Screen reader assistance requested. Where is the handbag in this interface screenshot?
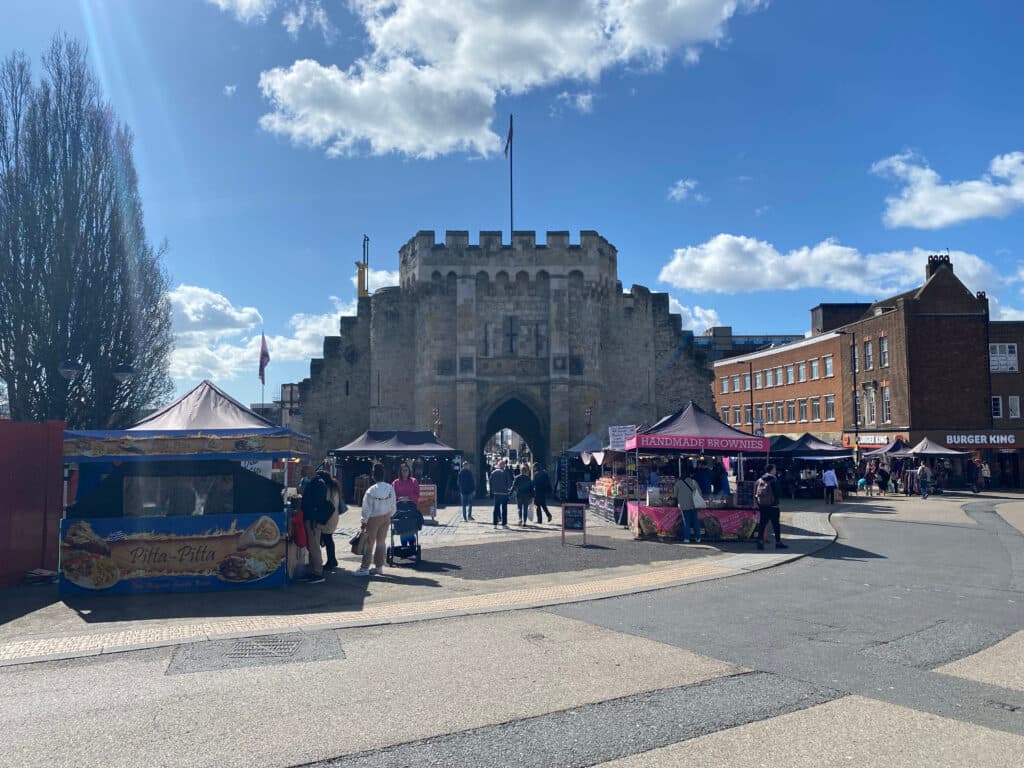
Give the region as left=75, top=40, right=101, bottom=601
left=349, top=531, right=363, bottom=555
left=686, top=478, right=708, bottom=509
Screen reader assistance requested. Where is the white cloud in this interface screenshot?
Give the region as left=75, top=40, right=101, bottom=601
left=557, top=90, right=594, bottom=114
left=668, top=297, right=721, bottom=333
left=258, top=1, right=767, bottom=158
left=754, top=205, right=770, bottom=216
left=207, top=0, right=276, bottom=22
left=350, top=267, right=400, bottom=293
left=668, top=178, right=706, bottom=203
left=170, top=284, right=358, bottom=381
left=658, top=234, right=994, bottom=296
left=872, top=151, right=1024, bottom=229
left=223, top=84, right=238, bottom=97
left=282, top=0, right=336, bottom=41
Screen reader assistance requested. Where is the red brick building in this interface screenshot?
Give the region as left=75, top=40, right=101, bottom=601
left=713, top=255, right=1024, bottom=485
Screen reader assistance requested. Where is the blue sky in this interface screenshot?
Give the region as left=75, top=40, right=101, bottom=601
left=4, top=1, right=1024, bottom=408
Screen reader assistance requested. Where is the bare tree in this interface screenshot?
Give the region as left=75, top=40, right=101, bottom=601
left=0, top=35, right=173, bottom=429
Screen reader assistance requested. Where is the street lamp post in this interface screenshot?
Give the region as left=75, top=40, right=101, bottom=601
left=837, top=331, right=860, bottom=464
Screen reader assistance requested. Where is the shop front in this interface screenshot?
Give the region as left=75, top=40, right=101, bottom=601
left=915, top=430, right=1024, bottom=489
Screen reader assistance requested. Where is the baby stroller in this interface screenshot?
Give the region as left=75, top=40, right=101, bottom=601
left=387, top=500, right=424, bottom=566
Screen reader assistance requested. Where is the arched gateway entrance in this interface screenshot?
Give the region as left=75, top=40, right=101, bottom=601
left=479, top=397, right=548, bottom=475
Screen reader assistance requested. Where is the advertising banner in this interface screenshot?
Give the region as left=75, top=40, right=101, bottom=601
left=628, top=502, right=759, bottom=541
left=608, top=425, right=637, bottom=451
left=59, top=512, right=287, bottom=595
left=418, top=484, right=437, bottom=520
left=625, top=434, right=770, bottom=453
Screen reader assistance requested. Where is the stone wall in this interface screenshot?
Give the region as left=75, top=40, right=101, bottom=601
left=298, top=230, right=712, bottom=463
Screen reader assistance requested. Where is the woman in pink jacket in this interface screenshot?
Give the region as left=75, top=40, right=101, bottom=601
left=392, top=463, right=420, bottom=546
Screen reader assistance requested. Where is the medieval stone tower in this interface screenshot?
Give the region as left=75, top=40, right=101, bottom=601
left=298, top=230, right=712, bottom=463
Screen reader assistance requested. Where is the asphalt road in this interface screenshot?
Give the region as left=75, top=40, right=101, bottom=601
left=1, top=496, right=1021, bottom=768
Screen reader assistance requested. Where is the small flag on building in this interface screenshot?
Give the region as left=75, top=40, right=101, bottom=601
left=259, top=333, right=270, bottom=384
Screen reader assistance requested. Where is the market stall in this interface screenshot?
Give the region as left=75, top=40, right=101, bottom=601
left=330, top=430, right=460, bottom=519
left=59, top=380, right=311, bottom=594
left=771, top=433, right=852, bottom=497
left=624, top=402, right=769, bottom=542
left=558, top=433, right=606, bottom=503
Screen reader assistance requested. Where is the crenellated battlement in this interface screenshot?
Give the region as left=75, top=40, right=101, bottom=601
left=399, top=229, right=618, bottom=288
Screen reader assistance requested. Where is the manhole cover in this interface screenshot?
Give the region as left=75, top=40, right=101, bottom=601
left=167, top=631, right=344, bottom=675
left=227, top=636, right=303, bottom=659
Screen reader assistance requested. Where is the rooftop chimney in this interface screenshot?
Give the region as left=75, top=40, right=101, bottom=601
left=926, top=253, right=952, bottom=280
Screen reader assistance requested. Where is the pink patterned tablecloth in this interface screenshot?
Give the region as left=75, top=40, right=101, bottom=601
left=628, top=502, right=759, bottom=541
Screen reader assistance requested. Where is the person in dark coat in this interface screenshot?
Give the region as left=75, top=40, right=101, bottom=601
left=532, top=463, right=553, bottom=523
left=458, top=461, right=476, bottom=521
left=512, top=465, right=534, bottom=526
left=754, top=464, right=787, bottom=551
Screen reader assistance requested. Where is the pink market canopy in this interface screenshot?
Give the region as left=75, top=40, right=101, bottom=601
left=625, top=401, right=770, bottom=454
left=64, top=380, right=312, bottom=462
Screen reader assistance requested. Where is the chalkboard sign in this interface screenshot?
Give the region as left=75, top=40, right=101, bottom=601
left=735, top=480, right=755, bottom=509
left=561, top=503, right=587, bottom=545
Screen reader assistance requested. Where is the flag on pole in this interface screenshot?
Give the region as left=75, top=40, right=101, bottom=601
left=259, top=333, right=270, bottom=384
left=503, top=114, right=513, bottom=159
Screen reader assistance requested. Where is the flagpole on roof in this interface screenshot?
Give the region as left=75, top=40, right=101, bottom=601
left=504, top=113, right=513, bottom=240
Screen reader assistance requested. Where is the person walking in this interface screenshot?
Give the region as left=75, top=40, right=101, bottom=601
left=981, top=461, right=991, bottom=490
left=320, top=470, right=343, bottom=573
left=876, top=465, right=890, bottom=497
left=300, top=469, right=332, bottom=583
left=489, top=459, right=512, bottom=529
left=864, top=464, right=876, bottom=497
left=532, top=463, right=553, bottom=523
left=917, top=461, right=932, bottom=499
left=674, top=468, right=700, bottom=544
left=822, top=464, right=838, bottom=504
left=754, top=464, right=787, bottom=551
left=355, top=464, right=396, bottom=576
left=458, top=461, right=476, bottom=521
left=512, top=465, right=534, bottom=525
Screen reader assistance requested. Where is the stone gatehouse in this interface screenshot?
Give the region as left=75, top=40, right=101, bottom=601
left=298, top=230, right=712, bottom=464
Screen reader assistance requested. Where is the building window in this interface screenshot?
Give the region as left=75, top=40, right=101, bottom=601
left=733, top=406, right=742, bottom=424
left=992, top=396, right=1003, bottom=419
left=824, top=355, right=834, bottom=377
left=1011, top=396, right=1022, bottom=419
left=721, top=407, right=730, bottom=424
left=864, top=341, right=874, bottom=370
left=990, top=343, right=1019, bottom=373
left=852, top=345, right=859, bottom=373
left=345, top=380, right=350, bottom=396
left=798, top=399, right=808, bottom=421
left=744, top=404, right=752, bottom=425
left=810, top=359, right=820, bottom=380
left=879, top=337, right=889, bottom=367
left=732, top=374, right=741, bottom=391
left=754, top=403, right=764, bottom=422
left=825, top=394, right=836, bottom=420
left=786, top=400, right=796, bottom=422
left=720, top=377, right=729, bottom=394
left=775, top=366, right=783, bottom=385
left=882, top=386, right=891, bottom=423
left=866, top=389, right=877, bottom=424
left=798, top=362, right=807, bottom=382
left=776, top=400, right=784, bottom=422
left=754, top=371, right=763, bottom=389
left=765, top=368, right=774, bottom=387
left=766, top=402, right=775, bottom=423
left=743, top=373, right=751, bottom=391
left=811, top=397, right=821, bottom=421
left=786, top=365, right=795, bottom=385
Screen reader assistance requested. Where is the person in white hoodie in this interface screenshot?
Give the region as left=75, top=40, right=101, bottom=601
left=356, top=464, right=396, bottom=576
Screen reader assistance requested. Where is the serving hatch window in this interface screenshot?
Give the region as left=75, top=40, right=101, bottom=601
left=122, top=475, right=233, bottom=517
